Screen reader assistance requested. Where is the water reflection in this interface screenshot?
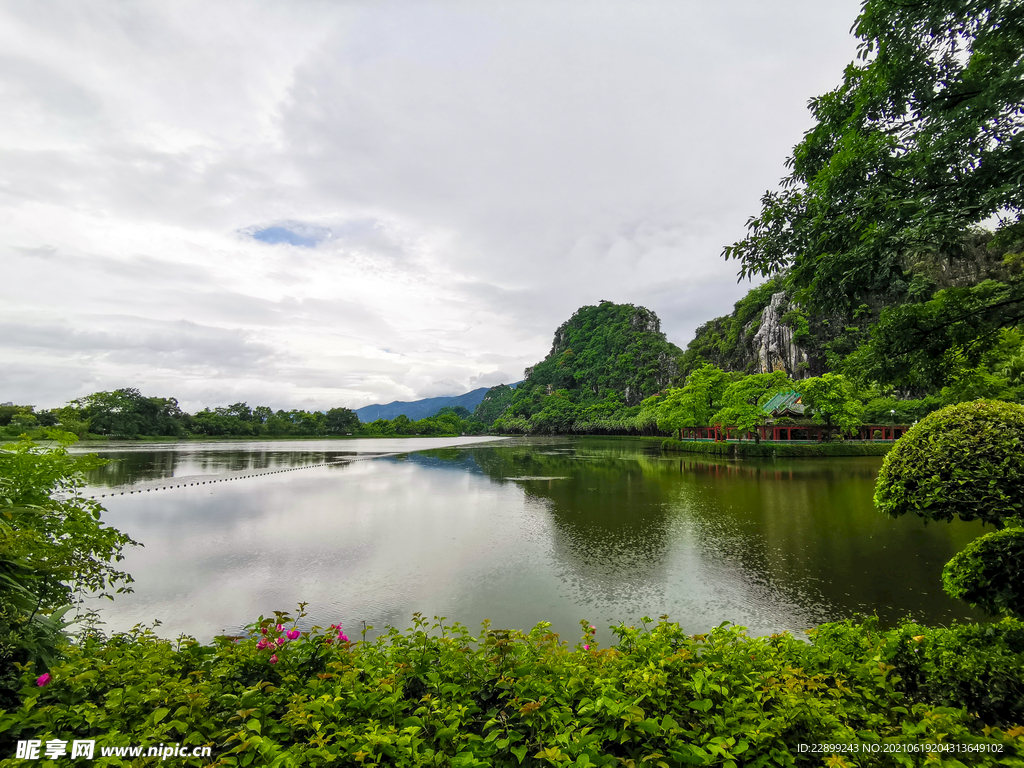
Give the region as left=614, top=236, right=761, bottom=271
left=415, top=441, right=988, bottom=632
left=76, top=437, right=502, bottom=490
left=79, top=437, right=989, bottom=645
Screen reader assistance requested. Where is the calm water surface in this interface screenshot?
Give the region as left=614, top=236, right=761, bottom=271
left=75, top=436, right=989, bottom=643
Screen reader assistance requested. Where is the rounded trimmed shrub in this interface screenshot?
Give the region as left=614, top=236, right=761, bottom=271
left=874, top=399, right=1024, bottom=526
left=943, top=527, right=1024, bottom=617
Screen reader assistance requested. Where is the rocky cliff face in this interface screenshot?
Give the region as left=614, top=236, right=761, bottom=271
left=681, top=230, right=1017, bottom=382
left=679, top=279, right=818, bottom=380
left=752, top=292, right=810, bottom=377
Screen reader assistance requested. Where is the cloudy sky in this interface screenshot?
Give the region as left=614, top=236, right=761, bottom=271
left=1, top=0, right=863, bottom=412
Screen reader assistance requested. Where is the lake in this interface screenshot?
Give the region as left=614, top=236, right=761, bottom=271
left=75, top=436, right=989, bottom=644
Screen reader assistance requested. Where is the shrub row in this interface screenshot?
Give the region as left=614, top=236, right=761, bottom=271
left=1, top=614, right=1022, bottom=767
left=660, top=439, right=893, bottom=457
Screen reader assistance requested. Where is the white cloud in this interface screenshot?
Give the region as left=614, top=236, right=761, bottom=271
left=0, top=0, right=863, bottom=410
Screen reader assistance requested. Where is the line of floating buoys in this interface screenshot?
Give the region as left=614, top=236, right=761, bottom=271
left=87, top=459, right=352, bottom=499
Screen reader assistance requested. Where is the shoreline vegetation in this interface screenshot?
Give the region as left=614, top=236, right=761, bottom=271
left=3, top=405, right=1024, bottom=765
left=660, top=439, right=894, bottom=458
left=5, top=611, right=1024, bottom=766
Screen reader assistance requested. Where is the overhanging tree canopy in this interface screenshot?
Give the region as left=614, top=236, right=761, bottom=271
left=723, top=0, right=1024, bottom=385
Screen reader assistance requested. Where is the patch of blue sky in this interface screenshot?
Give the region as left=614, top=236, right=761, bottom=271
left=251, top=226, right=323, bottom=247
left=245, top=219, right=336, bottom=246
left=245, top=219, right=381, bottom=248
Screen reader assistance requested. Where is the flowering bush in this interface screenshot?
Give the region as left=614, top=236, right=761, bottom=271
left=1, top=612, right=1021, bottom=766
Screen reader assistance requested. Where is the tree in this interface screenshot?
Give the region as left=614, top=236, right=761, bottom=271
left=325, top=408, right=359, bottom=435
left=531, top=392, right=581, bottom=435
left=724, top=0, right=1024, bottom=383
left=846, top=272, right=1024, bottom=390
left=474, top=385, right=516, bottom=426
left=875, top=400, right=1024, bottom=616
left=632, top=394, right=664, bottom=436
left=799, top=373, right=863, bottom=438
left=1, top=432, right=138, bottom=677
left=392, top=414, right=413, bottom=435
left=429, top=412, right=464, bottom=435
left=292, top=411, right=325, bottom=436
left=709, top=371, right=793, bottom=442
left=192, top=408, right=253, bottom=436
left=70, top=389, right=188, bottom=437
left=363, top=418, right=395, bottom=436
left=656, top=364, right=730, bottom=434
left=510, top=302, right=681, bottom=416
left=436, top=406, right=472, bottom=420
left=0, top=406, right=35, bottom=429
left=72, top=389, right=148, bottom=437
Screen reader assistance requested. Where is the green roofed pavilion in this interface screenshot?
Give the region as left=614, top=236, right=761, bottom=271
left=761, top=390, right=805, bottom=416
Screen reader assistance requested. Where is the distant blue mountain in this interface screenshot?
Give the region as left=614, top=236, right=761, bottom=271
left=355, top=383, right=520, bottom=423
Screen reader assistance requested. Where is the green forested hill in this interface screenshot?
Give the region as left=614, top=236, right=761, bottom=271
left=525, top=301, right=680, bottom=403
left=473, top=383, right=517, bottom=426
left=491, top=301, right=680, bottom=434
left=682, top=228, right=1024, bottom=395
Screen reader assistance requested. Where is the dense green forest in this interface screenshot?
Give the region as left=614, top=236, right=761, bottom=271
left=0, top=391, right=486, bottom=441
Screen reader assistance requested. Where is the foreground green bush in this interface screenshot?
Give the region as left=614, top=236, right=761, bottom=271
left=943, top=528, right=1024, bottom=619
left=873, top=400, right=1024, bottom=621
left=874, top=400, right=1024, bottom=527
left=2, top=613, right=1022, bottom=767
left=1, top=433, right=137, bottom=713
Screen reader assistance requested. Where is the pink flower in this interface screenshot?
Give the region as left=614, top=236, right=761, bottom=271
left=583, top=645, right=590, bottom=651
left=286, top=629, right=300, bottom=640
left=338, top=633, right=350, bottom=643
left=36, top=673, right=51, bottom=686
left=261, top=627, right=268, bottom=635
left=276, top=637, right=285, bottom=646
left=256, top=639, right=268, bottom=650
left=269, top=654, right=278, bottom=664
left=276, top=624, right=283, bottom=632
